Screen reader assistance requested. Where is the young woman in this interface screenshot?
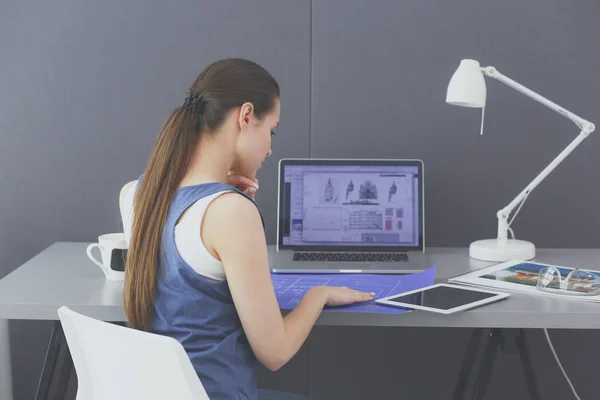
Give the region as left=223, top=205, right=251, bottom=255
left=122, top=58, right=374, bottom=400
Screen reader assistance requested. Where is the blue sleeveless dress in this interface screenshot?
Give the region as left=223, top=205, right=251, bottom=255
left=147, top=182, right=308, bottom=400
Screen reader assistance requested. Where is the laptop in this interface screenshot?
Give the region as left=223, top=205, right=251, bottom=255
left=269, top=158, right=431, bottom=274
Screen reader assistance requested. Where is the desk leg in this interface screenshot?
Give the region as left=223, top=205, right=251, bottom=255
left=453, top=329, right=540, bottom=400
left=472, top=329, right=502, bottom=400
left=516, top=329, right=540, bottom=400
left=0, top=319, right=13, bottom=400
left=452, top=328, right=484, bottom=400
left=453, top=328, right=502, bottom=400
left=35, top=321, right=72, bottom=400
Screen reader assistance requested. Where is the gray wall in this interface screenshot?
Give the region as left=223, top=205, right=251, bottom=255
left=1, top=1, right=599, bottom=399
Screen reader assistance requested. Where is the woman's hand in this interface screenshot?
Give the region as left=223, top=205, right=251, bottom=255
left=313, top=286, right=375, bottom=307
left=226, top=171, right=259, bottom=199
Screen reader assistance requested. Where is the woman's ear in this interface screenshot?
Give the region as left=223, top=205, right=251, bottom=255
left=238, top=102, right=254, bottom=130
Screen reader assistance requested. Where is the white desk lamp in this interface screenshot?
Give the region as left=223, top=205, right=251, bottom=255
left=446, top=59, right=595, bottom=262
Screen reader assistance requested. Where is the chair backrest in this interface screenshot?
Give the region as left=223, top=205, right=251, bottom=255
left=57, top=306, right=209, bottom=400
left=119, top=180, right=137, bottom=246
left=118, top=180, right=137, bottom=221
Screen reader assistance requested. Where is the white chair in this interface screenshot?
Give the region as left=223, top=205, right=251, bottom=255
left=57, top=306, right=209, bottom=400
left=118, top=180, right=136, bottom=222
left=119, top=180, right=137, bottom=245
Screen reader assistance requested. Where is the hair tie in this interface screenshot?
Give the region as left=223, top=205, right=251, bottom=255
left=183, top=93, right=203, bottom=117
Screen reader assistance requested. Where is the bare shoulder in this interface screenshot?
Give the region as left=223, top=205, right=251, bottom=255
left=208, top=192, right=260, bottom=221
left=204, top=191, right=262, bottom=236
left=203, top=191, right=264, bottom=259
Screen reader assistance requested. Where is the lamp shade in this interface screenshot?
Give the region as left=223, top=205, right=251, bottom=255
left=446, top=59, right=486, bottom=108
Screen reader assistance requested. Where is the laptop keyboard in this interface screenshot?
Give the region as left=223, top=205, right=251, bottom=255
left=293, top=252, right=409, bottom=262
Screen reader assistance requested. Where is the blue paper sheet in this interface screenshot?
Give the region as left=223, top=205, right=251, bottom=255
left=271, top=266, right=436, bottom=314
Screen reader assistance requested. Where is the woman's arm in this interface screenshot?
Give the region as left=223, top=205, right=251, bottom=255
left=203, top=193, right=372, bottom=371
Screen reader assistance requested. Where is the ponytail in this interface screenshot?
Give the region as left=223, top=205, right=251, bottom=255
left=124, top=105, right=199, bottom=330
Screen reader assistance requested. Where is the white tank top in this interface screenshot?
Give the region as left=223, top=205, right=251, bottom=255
left=122, top=182, right=228, bottom=281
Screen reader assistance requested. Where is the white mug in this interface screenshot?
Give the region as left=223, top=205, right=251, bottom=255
left=86, top=233, right=128, bottom=281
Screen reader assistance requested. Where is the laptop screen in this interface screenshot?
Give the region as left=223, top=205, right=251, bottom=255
left=277, top=159, right=424, bottom=252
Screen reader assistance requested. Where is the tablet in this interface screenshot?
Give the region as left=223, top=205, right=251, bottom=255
left=375, top=283, right=510, bottom=314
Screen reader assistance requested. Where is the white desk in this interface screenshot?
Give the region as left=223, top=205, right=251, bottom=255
left=1, top=243, right=600, bottom=328
left=1, top=242, right=599, bottom=400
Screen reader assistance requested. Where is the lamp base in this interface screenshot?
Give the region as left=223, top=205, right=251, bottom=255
left=469, top=239, right=536, bottom=262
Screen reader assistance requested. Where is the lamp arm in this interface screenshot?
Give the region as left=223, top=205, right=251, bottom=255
left=480, top=66, right=596, bottom=242
left=482, top=66, right=592, bottom=129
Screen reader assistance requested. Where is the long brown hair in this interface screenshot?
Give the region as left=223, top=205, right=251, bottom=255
left=124, top=58, right=280, bottom=330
